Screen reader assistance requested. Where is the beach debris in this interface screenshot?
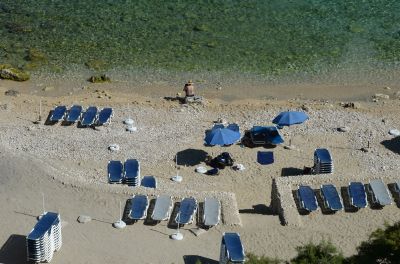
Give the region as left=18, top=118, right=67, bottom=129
left=284, top=145, right=297, bottom=150
left=340, top=102, right=360, bottom=109
left=384, top=86, right=391, bottom=90
left=0, top=67, right=30, bottom=81
left=195, top=166, right=207, bottom=174
left=88, top=74, right=111, bottom=83
left=77, top=215, right=92, bottom=224
left=126, top=126, right=137, bottom=132
left=360, top=147, right=370, bottom=153
left=189, top=228, right=207, bottom=237
left=389, top=129, right=400, bottom=136
left=338, top=126, right=350, bottom=132
left=215, top=117, right=227, bottom=125
left=108, top=144, right=120, bottom=152
left=124, top=118, right=134, bottom=125
left=42, top=86, right=54, bottom=92
left=374, top=93, right=389, bottom=100
left=233, top=164, right=245, bottom=171
left=4, top=89, right=20, bottom=97
left=301, top=104, right=310, bottom=111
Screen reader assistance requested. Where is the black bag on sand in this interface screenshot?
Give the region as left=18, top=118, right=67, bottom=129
left=206, top=152, right=234, bottom=169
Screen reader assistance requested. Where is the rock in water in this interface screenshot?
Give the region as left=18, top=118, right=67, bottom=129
left=0, top=68, right=30, bottom=81
left=4, top=89, right=20, bottom=96
left=77, top=215, right=92, bottom=223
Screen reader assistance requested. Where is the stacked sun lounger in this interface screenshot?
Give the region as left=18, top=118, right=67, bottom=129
left=320, top=184, right=343, bottom=211
left=297, top=185, right=318, bottom=212
left=203, top=197, right=221, bottom=227
left=176, top=197, right=198, bottom=225
left=219, top=232, right=245, bottom=264
left=26, top=212, right=62, bottom=263
left=48, top=105, right=113, bottom=126
left=128, top=195, right=149, bottom=220
left=368, top=179, right=392, bottom=207
left=313, top=148, right=333, bottom=174
left=124, top=159, right=140, bottom=186
left=151, top=195, right=173, bottom=222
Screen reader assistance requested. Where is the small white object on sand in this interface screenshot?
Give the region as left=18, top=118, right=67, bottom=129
left=233, top=164, right=245, bottom=171
left=77, top=215, right=92, bottom=223
left=196, top=166, right=207, bottom=174
left=389, top=129, right=400, bottom=136
left=170, top=232, right=183, bottom=240
left=108, top=144, right=120, bottom=152
left=171, top=175, right=183, bottom=182
left=124, top=118, right=134, bottom=125
left=126, top=126, right=137, bottom=132
left=113, top=220, right=126, bottom=229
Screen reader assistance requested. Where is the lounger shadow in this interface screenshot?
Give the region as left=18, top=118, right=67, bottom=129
left=0, top=234, right=27, bottom=264
left=292, top=190, right=310, bottom=215
left=183, top=255, right=218, bottom=264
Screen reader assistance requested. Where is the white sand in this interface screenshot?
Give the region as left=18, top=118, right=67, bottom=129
left=0, top=82, right=400, bottom=263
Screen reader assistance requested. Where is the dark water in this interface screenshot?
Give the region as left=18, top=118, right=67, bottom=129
left=1, top=0, right=400, bottom=80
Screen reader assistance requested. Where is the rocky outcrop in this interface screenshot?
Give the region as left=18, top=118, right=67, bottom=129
left=0, top=66, right=30, bottom=81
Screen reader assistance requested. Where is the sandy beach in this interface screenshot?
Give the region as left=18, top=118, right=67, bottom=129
left=1, top=78, right=400, bottom=264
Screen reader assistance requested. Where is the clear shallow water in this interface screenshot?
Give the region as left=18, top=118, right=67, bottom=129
left=0, top=0, right=399, bottom=78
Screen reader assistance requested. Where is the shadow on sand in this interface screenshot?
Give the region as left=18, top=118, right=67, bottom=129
left=176, top=149, right=208, bottom=166
left=183, top=255, right=218, bottom=264
left=0, top=234, right=27, bottom=264
left=381, top=137, right=400, bottom=155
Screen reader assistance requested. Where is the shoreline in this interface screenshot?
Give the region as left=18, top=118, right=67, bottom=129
left=2, top=66, right=400, bottom=103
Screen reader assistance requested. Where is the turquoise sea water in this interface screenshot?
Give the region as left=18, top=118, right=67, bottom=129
left=1, top=0, right=400, bottom=78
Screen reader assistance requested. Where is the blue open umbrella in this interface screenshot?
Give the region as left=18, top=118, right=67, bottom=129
left=272, top=111, right=308, bottom=126
left=205, top=127, right=241, bottom=146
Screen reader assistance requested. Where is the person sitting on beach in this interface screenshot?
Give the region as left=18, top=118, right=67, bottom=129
left=183, top=80, right=195, bottom=103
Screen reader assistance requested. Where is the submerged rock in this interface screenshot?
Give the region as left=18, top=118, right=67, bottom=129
left=4, top=89, right=20, bottom=96
left=0, top=68, right=30, bottom=81
left=88, top=74, right=111, bottom=83
left=373, top=93, right=389, bottom=100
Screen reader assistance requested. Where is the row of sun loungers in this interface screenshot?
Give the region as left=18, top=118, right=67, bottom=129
left=297, top=179, right=398, bottom=213
left=49, top=105, right=113, bottom=126
left=127, top=195, right=221, bottom=227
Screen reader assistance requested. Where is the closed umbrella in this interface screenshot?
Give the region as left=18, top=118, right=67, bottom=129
left=272, top=111, right=308, bottom=126
left=205, top=127, right=241, bottom=146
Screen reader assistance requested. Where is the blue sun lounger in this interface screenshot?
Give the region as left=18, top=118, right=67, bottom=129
left=97, top=107, right=113, bottom=126
left=176, top=197, right=197, bottom=225
left=80, top=106, right=98, bottom=126
left=367, top=179, right=392, bottom=206
left=141, top=176, right=157, bottom=188
left=348, top=182, right=367, bottom=208
left=124, top=159, right=140, bottom=186
left=108, top=160, right=123, bottom=184
left=49, top=106, right=67, bottom=122
left=66, top=105, right=83, bottom=123
left=129, top=195, right=149, bottom=220
left=321, top=184, right=343, bottom=211
left=297, top=185, right=318, bottom=212
left=219, top=232, right=245, bottom=263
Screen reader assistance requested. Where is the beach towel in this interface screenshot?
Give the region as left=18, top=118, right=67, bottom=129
left=257, top=151, right=274, bottom=165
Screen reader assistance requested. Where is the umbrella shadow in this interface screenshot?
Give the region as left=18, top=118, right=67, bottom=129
left=381, top=137, right=400, bottom=155
left=176, top=149, right=209, bottom=166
